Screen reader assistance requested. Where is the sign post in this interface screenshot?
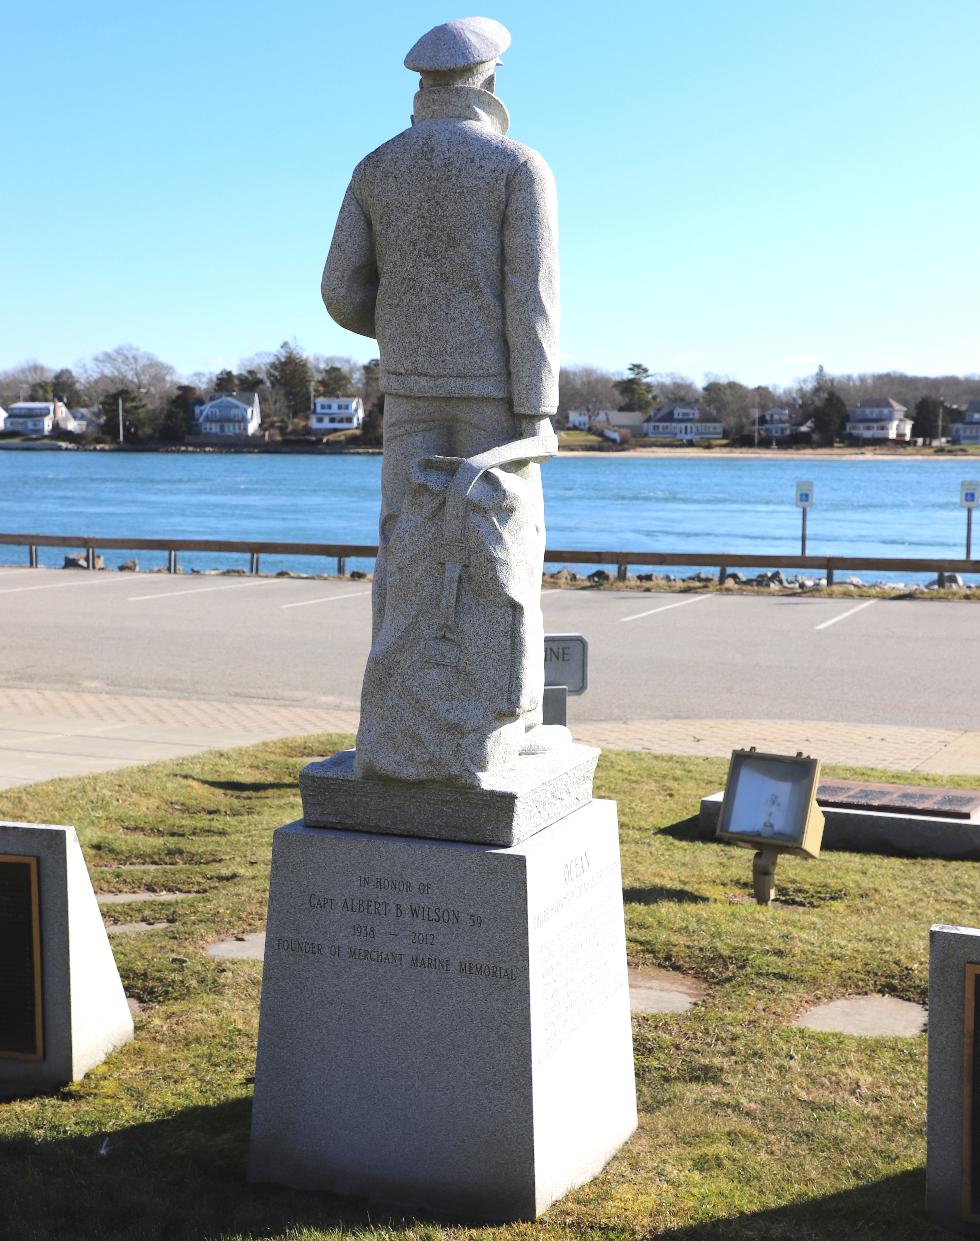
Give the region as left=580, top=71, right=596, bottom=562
left=795, top=481, right=814, bottom=556
left=962, top=481, right=979, bottom=561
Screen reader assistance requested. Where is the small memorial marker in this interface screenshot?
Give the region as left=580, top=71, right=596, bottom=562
left=543, top=633, right=588, bottom=726
left=816, top=779, right=980, bottom=821
left=0, top=821, right=133, bottom=1098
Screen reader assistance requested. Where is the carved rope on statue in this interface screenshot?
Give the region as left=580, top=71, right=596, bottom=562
left=354, top=433, right=563, bottom=787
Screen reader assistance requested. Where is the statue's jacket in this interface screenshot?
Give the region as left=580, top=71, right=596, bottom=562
left=322, top=85, right=559, bottom=417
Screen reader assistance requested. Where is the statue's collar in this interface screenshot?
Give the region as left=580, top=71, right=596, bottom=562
left=411, top=85, right=510, bottom=136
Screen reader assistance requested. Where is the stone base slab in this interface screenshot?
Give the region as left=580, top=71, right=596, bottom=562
left=300, top=744, right=600, bottom=847
left=700, top=791, right=980, bottom=860
left=248, top=799, right=637, bottom=1220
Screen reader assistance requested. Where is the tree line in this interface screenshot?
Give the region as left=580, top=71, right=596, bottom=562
left=0, top=343, right=385, bottom=446
left=2, top=345, right=978, bottom=448
left=561, top=362, right=980, bottom=445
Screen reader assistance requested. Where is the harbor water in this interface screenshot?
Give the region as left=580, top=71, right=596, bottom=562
left=0, top=450, right=976, bottom=583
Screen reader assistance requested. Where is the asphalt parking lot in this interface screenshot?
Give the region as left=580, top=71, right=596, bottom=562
left=0, top=567, right=976, bottom=731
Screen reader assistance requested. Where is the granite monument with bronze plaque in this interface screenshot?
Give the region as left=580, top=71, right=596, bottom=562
left=0, top=821, right=133, bottom=1097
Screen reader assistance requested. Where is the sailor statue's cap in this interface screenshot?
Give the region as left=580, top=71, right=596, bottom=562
left=404, top=16, right=511, bottom=72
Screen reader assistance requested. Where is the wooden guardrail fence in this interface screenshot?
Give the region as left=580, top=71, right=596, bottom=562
left=0, top=533, right=975, bottom=586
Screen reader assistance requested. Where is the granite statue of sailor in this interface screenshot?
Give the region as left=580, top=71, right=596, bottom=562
left=323, top=16, right=570, bottom=785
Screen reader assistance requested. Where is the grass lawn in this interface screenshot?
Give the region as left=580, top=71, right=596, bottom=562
left=557, top=431, right=606, bottom=447
left=0, top=738, right=975, bottom=1241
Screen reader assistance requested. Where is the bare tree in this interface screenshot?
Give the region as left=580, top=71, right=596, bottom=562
left=557, top=365, right=620, bottom=421
left=80, top=344, right=176, bottom=407
left=648, top=372, right=701, bottom=403
left=0, top=359, right=55, bottom=406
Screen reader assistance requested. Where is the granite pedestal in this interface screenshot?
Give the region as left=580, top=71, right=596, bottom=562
left=248, top=797, right=636, bottom=1220
left=0, top=821, right=134, bottom=1097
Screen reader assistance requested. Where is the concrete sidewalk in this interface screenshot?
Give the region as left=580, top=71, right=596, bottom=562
left=0, top=686, right=977, bottom=792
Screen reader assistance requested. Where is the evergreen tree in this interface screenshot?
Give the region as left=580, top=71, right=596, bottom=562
left=160, top=384, right=204, bottom=442
left=614, top=362, right=656, bottom=412
left=213, top=369, right=238, bottom=394
left=236, top=368, right=266, bottom=392
left=357, top=359, right=384, bottom=446
left=812, top=390, right=848, bottom=446
left=267, top=341, right=313, bottom=419
left=99, top=387, right=152, bottom=443
left=912, top=396, right=943, bottom=440
left=51, top=368, right=81, bottom=406
left=316, top=364, right=355, bottom=397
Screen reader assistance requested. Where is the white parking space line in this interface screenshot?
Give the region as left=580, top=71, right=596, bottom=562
left=128, top=579, right=282, bottom=602
left=814, top=598, right=879, bottom=631
left=0, top=575, right=135, bottom=597
left=540, top=589, right=562, bottom=597
left=618, top=593, right=712, bottom=623
left=280, top=590, right=371, bottom=610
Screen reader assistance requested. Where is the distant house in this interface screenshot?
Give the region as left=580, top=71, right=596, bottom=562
left=642, top=402, right=723, bottom=443
left=565, top=409, right=593, bottom=431
left=589, top=409, right=650, bottom=443
left=0, top=405, right=6, bottom=431
left=952, top=401, right=980, bottom=446
left=751, top=406, right=812, bottom=440
left=4, top=400, right=72, bottom=438
left=846, top=398, right=912, bottom=441
left=68, top=408, right=103, bottom=436
left=310, top=397, right=364, bottom=433
left=194, top=392, right=261, bottom=438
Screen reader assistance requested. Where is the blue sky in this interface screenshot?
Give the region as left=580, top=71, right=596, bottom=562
left=3, top=0, right=978, bottom=388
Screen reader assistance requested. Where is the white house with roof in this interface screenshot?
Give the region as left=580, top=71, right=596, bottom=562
left=310, top=397, right=364, bottom=433
left=846, top=397, right=912, bottom=441
left=589, top=409, right=650, bottom=443
left=642, top=402, right=723, bottom=443
left=566, top=409, right=594, bottom=431
left=952, top=401, right=980, bottom=446
left=194, top=392, right=261, bottom=438
left=68, top=408, right=103, bottom=436
left=4, top=400, right=72, bottom=437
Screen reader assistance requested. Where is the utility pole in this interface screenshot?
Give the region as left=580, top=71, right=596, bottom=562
left=117, top=395, right=124, bottom=444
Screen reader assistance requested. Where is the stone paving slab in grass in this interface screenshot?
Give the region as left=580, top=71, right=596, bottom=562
left=792, top=995, right=927, bottom=1037
left=628, top=966, right=707, bottom=1013
left=107, top=921, right=170, bottom=934
left=207, top=932, right=266, bottom=961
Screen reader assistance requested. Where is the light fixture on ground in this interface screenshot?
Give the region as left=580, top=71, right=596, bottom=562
left=715, top=748, right=825, bottom=904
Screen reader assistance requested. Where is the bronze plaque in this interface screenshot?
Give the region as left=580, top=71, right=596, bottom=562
left=0, top=855, right=43, bottom=1060
left=817, top=779, right=980, bottom=821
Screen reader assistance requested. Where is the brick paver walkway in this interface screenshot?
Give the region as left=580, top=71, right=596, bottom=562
left=0, top=687, right=976, bottom=790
